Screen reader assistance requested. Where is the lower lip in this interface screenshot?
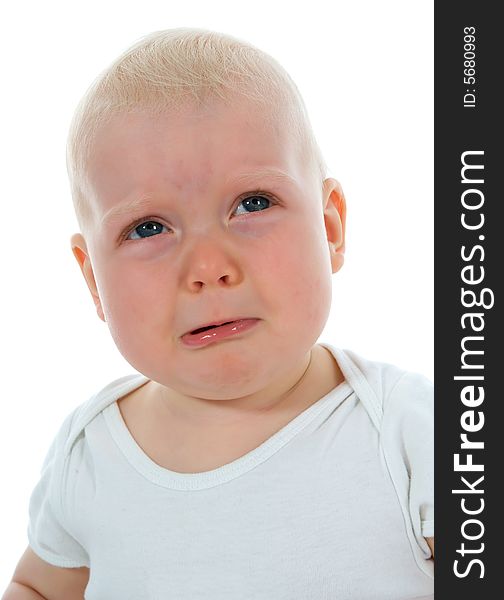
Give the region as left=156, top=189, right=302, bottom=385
left=181, top=319, right=260, bottom=347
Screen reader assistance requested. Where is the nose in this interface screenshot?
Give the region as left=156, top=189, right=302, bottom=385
left=183, top=234, right=243, bottom=292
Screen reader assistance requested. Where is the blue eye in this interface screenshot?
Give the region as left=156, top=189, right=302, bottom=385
left=124, top=194, right=274, bottom=241
left=234, top=194, right=274, bottom=215
left=127, top=221, right=168, bottom=240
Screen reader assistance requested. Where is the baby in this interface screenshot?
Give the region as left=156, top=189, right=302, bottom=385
left=3, top=29, right=434, bottom=599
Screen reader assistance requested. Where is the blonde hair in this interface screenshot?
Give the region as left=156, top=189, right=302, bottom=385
left=66, top=28, right=327, bottom=231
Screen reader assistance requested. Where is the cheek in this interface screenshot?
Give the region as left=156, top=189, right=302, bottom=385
left=264, top=219, right=332, bottom=323
left=98, top=261, right=169, bottom=328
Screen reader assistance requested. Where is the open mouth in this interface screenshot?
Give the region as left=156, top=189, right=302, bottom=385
left=181, top=318, right=260, bottom=347
left=190, top=321, right=235, bottom=335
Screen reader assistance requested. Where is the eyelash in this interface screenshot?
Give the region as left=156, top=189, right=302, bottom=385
left=121, top=191, right=278, bottom=242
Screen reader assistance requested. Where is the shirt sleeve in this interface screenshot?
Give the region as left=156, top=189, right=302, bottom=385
left=380, top=370, right=434, bottom=556
left=27, top=410, right=90, bottom=568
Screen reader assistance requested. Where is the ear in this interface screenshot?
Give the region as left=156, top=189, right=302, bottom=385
left=322, top=178, right=346, bottom=274
left=70, top=233, right=105, bottom=322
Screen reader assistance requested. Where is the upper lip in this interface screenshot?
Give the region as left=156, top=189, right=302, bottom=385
left=183, top=317, right=255, bottom=336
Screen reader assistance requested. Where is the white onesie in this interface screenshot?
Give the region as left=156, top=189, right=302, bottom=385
left=27, top=343, right=434, bottom=599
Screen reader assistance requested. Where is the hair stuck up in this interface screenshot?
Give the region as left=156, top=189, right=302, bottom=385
left=66, top=28, right=328, bottom=231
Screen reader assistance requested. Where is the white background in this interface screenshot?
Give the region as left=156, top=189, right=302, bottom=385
left=0, top=0, right=433, bottom=584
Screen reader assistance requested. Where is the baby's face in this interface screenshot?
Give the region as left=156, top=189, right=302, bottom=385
left=72, top=98, right=345, bottom=400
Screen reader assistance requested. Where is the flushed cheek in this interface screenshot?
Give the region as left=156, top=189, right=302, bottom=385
left=286, top=242, right=332, bottom=325
left=294, top=268, right=331, bottom=331
left=264, top=234, right=330, bottom=329
left=99, top=264, right=173, bottom=336
left=269, top=224, right=326, bottom=286
left=103, top=289, right=175, bottom=372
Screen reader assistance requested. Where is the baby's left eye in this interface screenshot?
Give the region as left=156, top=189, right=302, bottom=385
left=234, top=194, right=274, bottom=216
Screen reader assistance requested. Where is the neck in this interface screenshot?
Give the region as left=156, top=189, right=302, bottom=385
left=152, top=347, right=317, bottom=426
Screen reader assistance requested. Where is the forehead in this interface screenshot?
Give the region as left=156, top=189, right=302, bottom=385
left=86, top=99, right=308, bottom=212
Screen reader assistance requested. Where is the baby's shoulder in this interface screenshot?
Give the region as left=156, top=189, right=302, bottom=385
left=54, top=373, right=149, bottom=458
left=325, top=345, right=432, bottom=431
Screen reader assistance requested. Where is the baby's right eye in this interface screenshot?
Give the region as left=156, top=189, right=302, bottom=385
left=126, top=221, right=168, bottom=240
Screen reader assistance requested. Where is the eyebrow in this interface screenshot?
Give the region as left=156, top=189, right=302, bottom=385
left=100, top=167, right=297, bottom=226
left=227, top=167, right=298, bottom=187
left=100, top=194, right=158, bottom=227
